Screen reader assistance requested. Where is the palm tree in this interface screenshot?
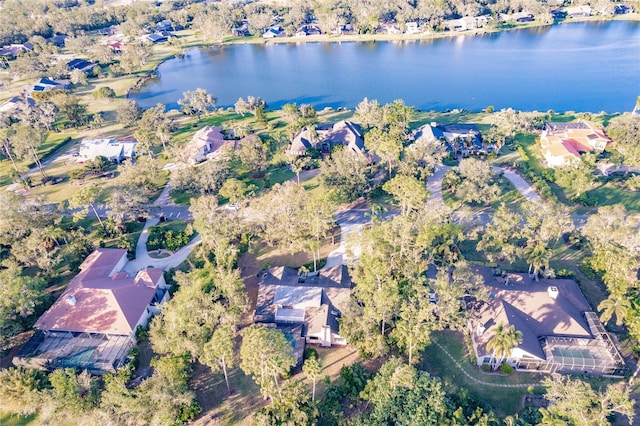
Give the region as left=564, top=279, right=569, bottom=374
left=526, top=241, right=551, bottom=281
left=486, top=323, right=523, bottom=370
left=598, top=295, right=631, bottom=326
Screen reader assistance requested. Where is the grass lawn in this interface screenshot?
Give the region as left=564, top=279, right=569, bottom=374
left=421, top=330, right=545, bottom=416
left=0, top=413, right=37, bottom=426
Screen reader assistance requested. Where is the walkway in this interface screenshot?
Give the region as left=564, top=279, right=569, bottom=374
left=432, top=341, right=539, bottom=389
left=122, top=217, right=202, bottom=274
left=426, top=164, right=542, bottom=204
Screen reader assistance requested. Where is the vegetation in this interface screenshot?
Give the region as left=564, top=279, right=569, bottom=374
left=0, top=1, right=638, bottom=422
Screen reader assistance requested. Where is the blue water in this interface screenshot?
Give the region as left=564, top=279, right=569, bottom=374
left=132, top=21, right=640, bottom=113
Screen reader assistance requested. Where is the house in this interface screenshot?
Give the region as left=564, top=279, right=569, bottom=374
left=564, top=5, right=592, bottom=18
left=287, top=120, right=366, bottom=157
left=255, top=265, right=352, bottom=349
left=107, top=41, right=124, bottom=54
left=0, top=96, right=35, bottom=115
left=46, top=34, right=68, bottom=47
left=0, top=43, right=34, bottom=59
left=232, top=21, right=250, bottom=37
left=376, top=22, right=402, bottom=35
left=445, top=15, right=490, bottom=31
left=263, top=26, right=284, bottom=38
left=468, top=270, right=626, bottom=376
left=156, top=19, right=174, bottom=32
left=500, top=12, right=535, bottom=23
left=142, top=33, right=169, bottom=44
left=31, top=77, right=70, bottom=93
left=184, top=125, right=237, bottom=164
left=405, top=22, right=421, bottom=34
left=615, top=4, right=631, bottom=15
left=295, top=25, right=322, bottom=37
left=539, top=121, right=610, bottom=168
left=66, top=58, right=97, bottom=73
left=13, top=249, right=170, bottom=374
left=414, top=122, right=485, bottom=156
left=78, top=138, right=137, bottom=163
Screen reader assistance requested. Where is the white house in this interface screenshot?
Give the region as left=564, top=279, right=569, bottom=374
left=78, top=138, right=137, bottom=163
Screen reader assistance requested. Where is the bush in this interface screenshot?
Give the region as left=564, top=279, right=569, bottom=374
left=481, top=364, right=491, bottom=372
left=500, top=362, right=514, bottom=374
left=304, top=347, right=318, bottom=360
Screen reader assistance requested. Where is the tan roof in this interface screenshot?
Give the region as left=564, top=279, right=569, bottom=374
left=470, top=273, right=593, bottom=360
left=540, top=121, right=610, bottom=167
left=35, top=249, right=164, bottom=335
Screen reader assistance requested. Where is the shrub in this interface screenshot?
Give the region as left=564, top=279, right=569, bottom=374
left=481, top=364, right=491, bottom=372
left=304, top=347, right=318, bottom=360
left=500, top=362, right=514, bottom=374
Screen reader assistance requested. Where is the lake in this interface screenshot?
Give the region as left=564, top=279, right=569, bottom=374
left=132, top=21, right=640, bottom=113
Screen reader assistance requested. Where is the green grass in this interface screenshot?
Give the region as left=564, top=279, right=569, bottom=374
left=0, top=413, right=38, bottom=425
left=422, top=330, right=545, bottom=416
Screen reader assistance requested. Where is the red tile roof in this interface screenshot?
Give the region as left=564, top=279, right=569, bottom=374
left=35, top=249, right=164, bottom=335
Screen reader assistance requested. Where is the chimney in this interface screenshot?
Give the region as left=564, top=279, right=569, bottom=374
left=476, top=324, right=486, bottom=336
left=547, top=286, right=559, bottom=300
left=430, top=122, right=437, bottom=128
left=65, top=295, right=77, bottom=306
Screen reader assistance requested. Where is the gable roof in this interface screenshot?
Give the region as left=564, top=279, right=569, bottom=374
left=287, top=121, right=365, bottom=156
left=35, top=249, right=164, bottom=335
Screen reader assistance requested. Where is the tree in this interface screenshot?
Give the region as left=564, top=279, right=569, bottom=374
left=202, top=325, right=236, bottom=395
left=1, top=125, right=31, bottom=187
left=364, top=125, right=404, bottom=176
left=321, top=146, right=372, bottom=202
left=178, top=88, right=216, bottom=121
left=92, top=86, right=116, bottom=100
left=486, top=323, right=522, bottom=370
left=382, top=174, right=428, bottom=216
left=0, top=367, right=47, bottom=416
left=541, top=375, right=634, bottom=426
left=605, top=114, right=640, bottom=168
left=357, top=359, right=451, bottom=425
left=303, top=356, right=322, bottom=402
left=236, top=134, right=269, bottom=175
left=354, top=97, right=384, bottom=130
left=554, top=155, right=595, bottom=197
left=68, top=186, right=106, bottom=233
left=7, top=123, right=48, bottom=179
left=451, top=158, right=501, bottom=204
left=0, top=265, right=45, bottom=349
left=253, top=380, right=318, bottom=426
left=219, top=178, right=255, bottom=204
left=116, top=99, right=141, bottom=128
left=598, top=295, right=631, bottom=326
left=390, top=286, right=435, bottom=364
left=234, top=96, right=266, bottom=116
left=51, top=93, right=88, bottom=128
left=289, top=155, right=310, bottom=184
left=69, top=68, right=87, bottom=85
left=240, top=325, right=296, bottom=399
left=477, top=203, right=523, bottom=264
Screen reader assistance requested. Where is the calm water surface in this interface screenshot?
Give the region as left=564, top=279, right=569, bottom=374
left=133, top=21, right=640, bottom=113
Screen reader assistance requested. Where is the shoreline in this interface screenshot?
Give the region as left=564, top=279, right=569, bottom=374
left=126, top=15, right=639, bottom=112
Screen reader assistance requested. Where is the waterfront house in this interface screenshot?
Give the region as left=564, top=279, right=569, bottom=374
left=287, top=120, right=366, bottom=158
left=413, top=122, right=485, bottom=156
left=184, top=125, right=238, bottom=164
left=13, top=249, right=170, bottom=374
left=66, top=58, right=97, bottom=73
left=539, top=121, right=610, bottom=168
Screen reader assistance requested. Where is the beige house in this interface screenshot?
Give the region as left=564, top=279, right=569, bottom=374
left=539, top=121, right=610, bottom=168
left=14, top=249, right=169, bottom=374
left=255, top=265, right=351, bottom=347
left=78, top=138, right=137, bottom=163
left=468, top=271, right=626, bottom=376
left=287, top=120, right=366, bottom=158
left=184, top=125, right=237, bottom=164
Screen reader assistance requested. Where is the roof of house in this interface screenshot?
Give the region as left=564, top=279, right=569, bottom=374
left=470, top=271, right=594, bottom=360
left=288, top=121, right=365, bottom=156
left=255, top=265, right=352, bottom=335
left=540, top=121, right=610, bottom=167
left=35, top=249, right=164, bottom=335
left=78, top=138, right=137, bottom=161
left=66, top=58, right=97, bottom=72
